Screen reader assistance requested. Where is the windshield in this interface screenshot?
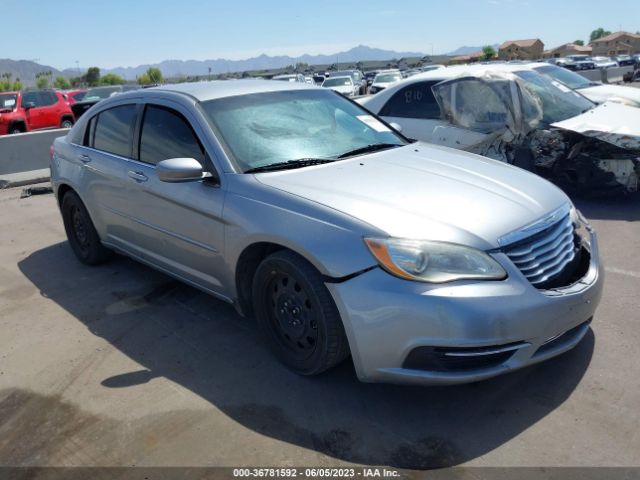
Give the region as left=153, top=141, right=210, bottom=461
left=533, top=64, right=594, bottom=89
left=514, top=70, right=595, bottom=124
left=82, top=86, right=121, bottom=101
left=201, top=89, right=405, bottom=172
left=375, top=73, right=401, bottom=83
left=0, top=93, right=17, bottom=110
left=323, top=77, right=352, bottom=87
left=71, top=91, right=86, bottom=101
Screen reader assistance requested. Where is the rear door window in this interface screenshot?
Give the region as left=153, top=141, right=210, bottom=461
left=92, top=105, right=137, bottom=158
left=138, top=105, right=205, bottom=166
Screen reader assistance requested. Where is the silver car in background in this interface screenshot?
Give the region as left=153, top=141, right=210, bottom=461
left=50, top=80, right=603, bottom=385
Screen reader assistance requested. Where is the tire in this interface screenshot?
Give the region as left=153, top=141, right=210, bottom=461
left=9, top=125, right=24, bottom=134
left=252, top=250, right=350, bottom=375
left=60, top=118, right=74, bottom=129
left=61, top=191, right=111, bottom=265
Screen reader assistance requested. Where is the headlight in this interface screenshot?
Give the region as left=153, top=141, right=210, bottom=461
left=364, top=237, right=507, bottom=283
left=570, top=207, right=592, bottom=251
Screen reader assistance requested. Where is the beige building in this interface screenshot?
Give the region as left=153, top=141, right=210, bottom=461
left=498, top=39, right=544, bottom=60
left=590, top=31, right=640, bottom=56
left=547, top=43, right=593, bottom=58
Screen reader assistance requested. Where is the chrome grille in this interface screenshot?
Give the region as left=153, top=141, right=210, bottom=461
left=503, top=213, right=577, bottom=287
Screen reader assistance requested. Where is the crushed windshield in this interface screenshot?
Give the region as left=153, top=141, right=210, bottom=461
left=0, top=93, right=17, bottom=109
left=533, top=65, right=593, bottom=90
left=515, top=70, right=595, bottom=124
left=201, top=89, right=405, bottom=172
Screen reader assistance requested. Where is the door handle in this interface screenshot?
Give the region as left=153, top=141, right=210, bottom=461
left=128, top=170, right=148, bottom=182
left=79, top=154, right=91, bottom=163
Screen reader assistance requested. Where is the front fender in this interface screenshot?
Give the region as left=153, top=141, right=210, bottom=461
left=221, top=176, right=381, bottom=289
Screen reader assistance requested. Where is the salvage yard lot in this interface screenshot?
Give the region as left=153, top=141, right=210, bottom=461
left=0, top=186, right=639, bottom=469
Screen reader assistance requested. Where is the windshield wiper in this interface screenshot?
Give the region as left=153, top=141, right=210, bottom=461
left=336, top=143, right=402, bottom=159
left=244, top=158, right=335, bottom=174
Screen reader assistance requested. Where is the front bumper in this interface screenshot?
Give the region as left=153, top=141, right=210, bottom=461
left=327, top=230, right=603, bottom=385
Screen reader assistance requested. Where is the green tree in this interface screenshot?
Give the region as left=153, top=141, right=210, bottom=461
left=482, top=45, right=497, bottom=60
left=137, top=73, right=151, bottom=85
left=54, top=76, right=71, bottom=89
left=12, top=80, right=22, bottom=91
left=36, top=76, right=49, bottom=89
left=146, top=67, right=163, bottom=84
left=100, top=73, right=126, bottom=85
left=589, top=28, right=611, bottom=42
left=85, top=67, right=101, bottom=86
left=0, top=73, right=11, bottom=92
left=574, top=40, right=585, bottom=46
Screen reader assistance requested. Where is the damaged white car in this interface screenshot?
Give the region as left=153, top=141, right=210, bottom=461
left=360, top=64, right=640, bottom=195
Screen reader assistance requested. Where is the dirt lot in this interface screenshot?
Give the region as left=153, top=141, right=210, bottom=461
left=0, top=185, right=639, bottom=470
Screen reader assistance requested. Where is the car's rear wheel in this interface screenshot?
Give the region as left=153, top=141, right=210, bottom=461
left=61, top=191, right=111, bottom=265
left=60, top=118, right=74, bottom=129
left=252, top=250, right=349, bottom=375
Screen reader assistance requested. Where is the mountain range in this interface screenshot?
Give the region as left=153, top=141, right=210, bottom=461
left=75, top=45, right=427, bottom=80
left=2, top=44, right=496, bottom=85
left=0, top=59, right=64, bottom=85
left=446, top=45, right=500, bottom=56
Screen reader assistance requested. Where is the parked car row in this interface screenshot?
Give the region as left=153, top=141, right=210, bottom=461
left=548, top=54, right=638, bottom=71
left=0, top=83, right=145, bottom=135
left=0, top=89, right=75, bottom=135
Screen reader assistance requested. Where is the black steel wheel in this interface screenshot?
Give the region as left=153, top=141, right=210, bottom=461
left=61, top=191, right=111, bottom=265
left=252, top=250, right=349, bottom=375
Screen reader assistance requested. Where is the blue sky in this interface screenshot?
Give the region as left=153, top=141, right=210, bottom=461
left=5, top=0, right=639, bottom=69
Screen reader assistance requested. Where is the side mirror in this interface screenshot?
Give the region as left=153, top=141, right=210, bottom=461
left=390, top=122, right=403, bottom=132
left=23, top=102, right=36, bottom=110
left=157, top=158, right=204, bottom=183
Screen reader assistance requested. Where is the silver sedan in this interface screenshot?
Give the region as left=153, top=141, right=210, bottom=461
left=50, top=80, right=603, bottom=385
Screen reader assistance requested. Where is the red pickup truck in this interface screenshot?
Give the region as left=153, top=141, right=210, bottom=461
left=0, top=90, right=75, bottom=135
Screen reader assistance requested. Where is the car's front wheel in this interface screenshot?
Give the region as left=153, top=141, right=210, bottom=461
left=60, top=118, right=74, bottom=129
left=61, top=191, right=111, bottom=265
left=252, top=250, right=350, bottom=375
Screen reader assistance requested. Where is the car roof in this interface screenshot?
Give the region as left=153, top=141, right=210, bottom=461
left=151, top=79, right=317, bottom=102
left=410, top=62, right=542, bottom=82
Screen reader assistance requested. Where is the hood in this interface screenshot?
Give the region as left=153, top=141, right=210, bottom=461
left=551, top=101, right=640, bottom=150
left=329, top=85, right=354, bottom=94
left=579, top=84, right=640, bottom=107
left=255, top=143, right=569, bottom=249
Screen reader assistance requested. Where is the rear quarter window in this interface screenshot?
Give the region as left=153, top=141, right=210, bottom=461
left=92, top=105, right=137, bottom=158
left=379, top=81, right=441, bottom=119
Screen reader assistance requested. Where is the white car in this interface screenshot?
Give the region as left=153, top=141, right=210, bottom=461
left=529, top=63, right=640, bottom=107
left=590, top=56, right=618, bottom=69
left=321, top=76, right=359, bottom=97
left=360, top=63, right=640, bottom=195
left=369, top=71, right=403, bottom=94
left=272, top=74, right=306, bottom=83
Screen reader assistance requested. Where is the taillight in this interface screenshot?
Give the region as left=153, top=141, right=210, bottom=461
left=49, top=145, right=55, bottom=161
